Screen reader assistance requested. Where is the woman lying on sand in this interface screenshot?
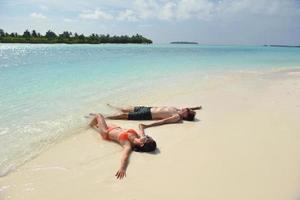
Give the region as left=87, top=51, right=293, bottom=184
left=89, top=113, right=157, bottom=179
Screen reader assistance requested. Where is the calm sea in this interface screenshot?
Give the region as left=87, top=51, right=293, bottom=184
left=1, top=43, right=300, bottom=176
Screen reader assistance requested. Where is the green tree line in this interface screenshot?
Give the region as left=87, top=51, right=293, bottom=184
left=0, top=29, right=152, bottom=44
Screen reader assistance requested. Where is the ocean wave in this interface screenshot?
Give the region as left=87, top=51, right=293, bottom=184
left=0, top=116, right=87, bottom=177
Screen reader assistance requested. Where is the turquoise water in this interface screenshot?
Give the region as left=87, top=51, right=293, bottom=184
left=1, top=43, right=300, bottom=176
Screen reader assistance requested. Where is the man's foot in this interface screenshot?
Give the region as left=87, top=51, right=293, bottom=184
left=106, top=103, right=113, bottom=108
left=107, top=103, right=133, bottom=113
left=89, top=113, right=97, bottom=116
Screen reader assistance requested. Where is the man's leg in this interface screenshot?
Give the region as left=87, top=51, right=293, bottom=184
left=107, top=103, right=134, bottom=113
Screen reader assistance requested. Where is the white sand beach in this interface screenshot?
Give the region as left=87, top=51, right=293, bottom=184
left=1, top=68, right=300, bottom=200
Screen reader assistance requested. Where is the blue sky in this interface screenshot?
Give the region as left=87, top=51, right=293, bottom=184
left=0, top=0, right=300, bottom=44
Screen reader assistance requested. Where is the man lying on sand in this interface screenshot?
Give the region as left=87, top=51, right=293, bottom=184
left=89, top=113, right=156, bottom=179
left=104, top=104, right=201, bottom=128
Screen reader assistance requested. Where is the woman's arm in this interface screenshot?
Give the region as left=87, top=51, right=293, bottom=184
left=115, top=143, right=132, bottom=179
left=138, top=123, right=146, bottom=137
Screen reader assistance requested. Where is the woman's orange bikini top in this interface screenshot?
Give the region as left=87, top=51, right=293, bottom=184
left=106, top=126, right=138, bottom=142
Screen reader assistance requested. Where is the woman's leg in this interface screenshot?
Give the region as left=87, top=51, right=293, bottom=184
left=89, top=114, right=109, bottom=138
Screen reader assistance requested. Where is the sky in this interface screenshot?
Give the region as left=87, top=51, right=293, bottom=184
left=0, top=0, right=300, bottom=44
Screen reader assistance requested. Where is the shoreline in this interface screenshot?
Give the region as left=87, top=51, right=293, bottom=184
left=1, top=67, right=300, bottom=200
left=1, top=66, right=300, bottom=176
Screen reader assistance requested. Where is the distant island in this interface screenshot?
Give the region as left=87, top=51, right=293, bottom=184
left=0, top=29, right=152, bottom=44
left=263, top=45, right=300, bottom=48
left=170, top=41, right=198, bottom=44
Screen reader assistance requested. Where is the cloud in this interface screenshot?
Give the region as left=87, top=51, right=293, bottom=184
left=132, top=0, right=159, bottom=19
left=158, top=2, right=176, bottom=20
left=23, top=0, right=300, bottom=23
left=124, top=0, right=215, bottom=21
left=138, top=24, right=153, bottom=28
left=122, top=0, right=300, bottom=21
left=118, top=0, right=215, bottom=21
left=79, top=9, right=113, bottom=20
left=176, top=0, right=214, bottom=20
left=117, top=9, right=138, bottom=21
left=63, top=18, right=75, bottom=22
left=39, top=5, right=48, bottom=11
left=215, top=0, right=300, bottom=16
left=30, top=12, right=47, bottom=19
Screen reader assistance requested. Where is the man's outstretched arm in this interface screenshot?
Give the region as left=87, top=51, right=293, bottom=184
left=140, top=115, right=181, bottom=129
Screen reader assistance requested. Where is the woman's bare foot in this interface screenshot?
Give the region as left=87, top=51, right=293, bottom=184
left=89, top=116, right=98, bottom=127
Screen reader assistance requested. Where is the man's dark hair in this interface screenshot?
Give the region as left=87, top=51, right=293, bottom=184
left=133, top=136, right=157, bottom=152
left=184, top=110, right=195, bottom=121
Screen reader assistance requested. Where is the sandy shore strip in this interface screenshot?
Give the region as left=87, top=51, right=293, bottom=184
left=1, top=68, right=300, bottom=200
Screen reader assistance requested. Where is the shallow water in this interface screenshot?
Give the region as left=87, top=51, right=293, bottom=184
left=0, top=43, right=300, bottom=176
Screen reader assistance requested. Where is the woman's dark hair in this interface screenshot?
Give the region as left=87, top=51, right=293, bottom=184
left=133, top=136, right=157, bottom=152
